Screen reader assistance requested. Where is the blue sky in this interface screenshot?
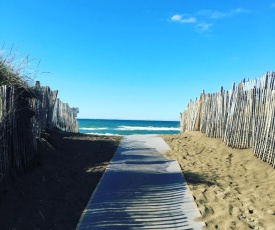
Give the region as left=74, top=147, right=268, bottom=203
left=1, top=0, right=275, bottom=121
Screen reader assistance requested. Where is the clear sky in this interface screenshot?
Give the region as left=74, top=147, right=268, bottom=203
left=1, top=0, right=275, bottom=121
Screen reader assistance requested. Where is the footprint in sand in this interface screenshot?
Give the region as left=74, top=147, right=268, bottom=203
left=266, top=209, right=275, bottom=215
left=197, top=147, right=205, bottom=154
left=201, top=206, right=214, bottom=218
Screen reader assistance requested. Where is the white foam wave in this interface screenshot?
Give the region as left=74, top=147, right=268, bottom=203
left=79, top=127, right=108, bottom=131
left=86, top=132, right=122, bottom=136
left=115, top=126, right=180, bottom=131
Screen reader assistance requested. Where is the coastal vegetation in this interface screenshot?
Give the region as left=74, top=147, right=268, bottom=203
left=0, top=48, right=78, bottom=192
left=0, top=48, right=122, bottom=229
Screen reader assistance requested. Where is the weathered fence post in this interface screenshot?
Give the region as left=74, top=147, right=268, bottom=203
left=180, top=72, right=275, bottom=167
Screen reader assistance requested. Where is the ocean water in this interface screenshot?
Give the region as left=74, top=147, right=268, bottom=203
left=78, top=119, right=180, bottom=136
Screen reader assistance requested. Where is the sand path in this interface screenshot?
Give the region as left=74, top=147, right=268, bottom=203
left=162, top=132, right=275, bottom=230
left=76, top=135, right=204, bottom=230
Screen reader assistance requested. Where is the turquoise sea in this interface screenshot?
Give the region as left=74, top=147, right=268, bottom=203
left=77, top=119, right=180, bottom=136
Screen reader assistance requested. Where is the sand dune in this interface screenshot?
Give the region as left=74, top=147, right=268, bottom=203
left=162, top=131, right=275, bottom=230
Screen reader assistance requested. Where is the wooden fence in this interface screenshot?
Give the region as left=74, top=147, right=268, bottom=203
left=180, top=71, right=275, bottom=167
left=0, top=81, right=78, bottom=190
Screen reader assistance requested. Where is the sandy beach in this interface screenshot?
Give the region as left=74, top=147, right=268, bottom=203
left=1, top=130, right=275, bottom=230
left=0, top=130, right=122, bottom=230
left=162, top=131, right=275, bottom=230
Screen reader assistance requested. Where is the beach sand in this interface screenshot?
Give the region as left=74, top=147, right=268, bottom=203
left=0, top=130, right=122, bottom=230
left=1, top=130, right=275, bottom=230
left=162, top=131, right=275, bottom=230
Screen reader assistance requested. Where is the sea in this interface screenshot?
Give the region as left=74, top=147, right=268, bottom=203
left=77, top=119, right=181, bottom=136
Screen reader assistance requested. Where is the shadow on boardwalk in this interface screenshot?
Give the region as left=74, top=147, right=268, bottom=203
left=77, top=135, right=203, bottom=230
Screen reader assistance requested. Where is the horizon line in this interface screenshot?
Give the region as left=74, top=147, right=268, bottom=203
left=76, top=118, right=180, bottom=122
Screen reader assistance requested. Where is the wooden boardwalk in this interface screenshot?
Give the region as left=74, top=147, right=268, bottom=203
left=76, top=135, right=203, bottom=230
